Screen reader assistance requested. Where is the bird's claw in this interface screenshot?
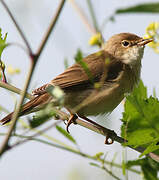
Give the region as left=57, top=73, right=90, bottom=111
left=66, top=114, right=78, bottom=133
left=104, top=135, right=114, bottom=145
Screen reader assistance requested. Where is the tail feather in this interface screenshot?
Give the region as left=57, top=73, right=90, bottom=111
left=0, top=93, right=50, bottom=125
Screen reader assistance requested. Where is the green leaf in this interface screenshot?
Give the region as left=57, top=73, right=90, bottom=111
left=74, top=49, right=93, bottom=83
left=56, top=125, right=76, bottom=144
left=124, top=129, right=157, bottom=146
left=140, top=139, right=159, bottom=157
left=126, top=157, right=159, bottom=180
left=29, top=104, right=57, bottom=128
left=121, top=80, right=159, bottom=154
left=116, top=3, right=159, bottom=14
left=93, top=152, right=104, bottom=160
left=46, top=85, right=65, bottom=105
left=64, top=58, right=69, bottom=69
left=89, top=162, right=100, bottom=167
left=0, top=29, right=8, bottom=59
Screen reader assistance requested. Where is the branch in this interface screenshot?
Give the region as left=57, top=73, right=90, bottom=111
left=0, top=63, right=35, bottom=156
left=86, top=0, right=99, bottom=32
left=0, top=0, right=32, bottom=54
left=69, top=0, right=97, bottom=34
left=0, top=81, right=33, bottom=99
left=46, top=106, right=159, bottom=163
left=0, top=132, right=140, bottom=174
left=91, top=163, right=121, bottom=180
left=0, top=0, right=66, bottom=156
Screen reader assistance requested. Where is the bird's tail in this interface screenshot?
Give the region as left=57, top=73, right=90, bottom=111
left=0, top=93, right=50, bottom=125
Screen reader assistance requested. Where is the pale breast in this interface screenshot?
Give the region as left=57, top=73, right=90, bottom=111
left=64, top=64, right=140, bottom=116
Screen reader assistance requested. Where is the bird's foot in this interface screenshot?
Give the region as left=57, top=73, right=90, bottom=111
left=79, top=115, right=116, bottom=145
left=104, top=134, right=114, bottom=145
left=66, top=114, right=78, bottom=133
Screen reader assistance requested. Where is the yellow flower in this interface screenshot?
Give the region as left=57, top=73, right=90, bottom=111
left=144, top=22, right=159, bottom=53
left=7, top=65, right=20, bottom=75
left=89, top=32, right=102, bottom=46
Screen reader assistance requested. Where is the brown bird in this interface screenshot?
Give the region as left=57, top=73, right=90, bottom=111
left=0, top=33, right=152, bottom=136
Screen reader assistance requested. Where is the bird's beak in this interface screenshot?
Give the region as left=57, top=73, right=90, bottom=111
left=137, top=38, right=153, bottom=46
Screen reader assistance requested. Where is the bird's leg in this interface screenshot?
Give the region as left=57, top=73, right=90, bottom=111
left=65, top=108, right=78, bottom=133
left=78, top=115, right=115, bottom=145
left=66, top=114, right=78, bottom=133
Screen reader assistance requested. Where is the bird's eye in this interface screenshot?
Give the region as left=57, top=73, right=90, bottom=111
left=122, top=40, right=130, bottom=47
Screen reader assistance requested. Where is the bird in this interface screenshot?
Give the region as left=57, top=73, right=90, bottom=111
left=0, top=33, right=152, bottom=139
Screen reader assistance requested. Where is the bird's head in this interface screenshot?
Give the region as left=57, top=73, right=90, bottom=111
left=104, top=33, right=153, bottom=66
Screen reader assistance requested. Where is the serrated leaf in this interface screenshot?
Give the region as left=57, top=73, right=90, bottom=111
left=74, top=49, right=93, bottom=83
left=126, top=157, right=159, bottom=180
left=125, top=129, right=158, bottom=146
left=116, top=3, right=159, bottom=14
left=121, top=80, right=159, bottom=150
left=56, top=125, right=76, bottom=144
left=140, top=139, right=159, bottom=157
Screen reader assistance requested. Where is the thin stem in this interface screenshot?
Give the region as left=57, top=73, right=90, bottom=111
left=36, top=0, right=66, bottom=58
left=0, top=81, right=33, bottom=99
left=69, top=0, right=96, bottom=34
left=46, top=107, right=159, bottom=163
left=0, top=132, right=140, bottom=174
left=0, top=0, right=67, bottom=156
left=0, top=0, right=32, bottom=54
left=101, top=165, right=121, bottom=180
left=18, top=120, right=76, bottom=150
left=0, top=61, right=35, bottom=156
left=86, top=0, right=99, bottom=32
left=0, top=67, right=7, bottom=83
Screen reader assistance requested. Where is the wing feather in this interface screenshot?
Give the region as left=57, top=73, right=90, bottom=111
left=33, top=50, right=124, bottom=95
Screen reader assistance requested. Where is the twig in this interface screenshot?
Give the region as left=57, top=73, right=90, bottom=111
left=69, top=0, right=97, bottom=34
left=11, top=121, right=72, bottom=149
left=0, top=66, right=7, bottom=83
left=0, top=63, right=35, bottom=156
left=86, top=0, right=99, bottom=32
left=92, top=163, right=121, bottom=180
left=5, top=94, right=159, bottom=163
left=0, top=81, right=33, bottom=99
left=1, top=80, right=159, bottom=162
left=0, top=0, right=66, bottom=156
left=0, top=133, right=140, bottom=174
left=18, top=120, right=73, bottom=150
left=46, top=107, right=159, bottom=163
left=36, top=0, right=66, bottom=58
left=101, top=165, right=121, bottom=180
left=0, top=0, right=32, bottom=54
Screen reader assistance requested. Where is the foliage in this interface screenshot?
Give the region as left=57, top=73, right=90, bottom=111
left=74, top=49, right=93, bottom=83
left=29, top=105, right=57, bottom=128
left=121, top=80, right=159, bottom=158
left=116, top=2, right=159, bottom=14
left=56, top=125, right=76, bottom=144
left=126, top=157, right=159, bottom=180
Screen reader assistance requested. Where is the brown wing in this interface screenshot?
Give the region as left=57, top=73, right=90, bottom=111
left=50, top=50, right=114, bottom=88
left=33, top=50, right=124, bottom=95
